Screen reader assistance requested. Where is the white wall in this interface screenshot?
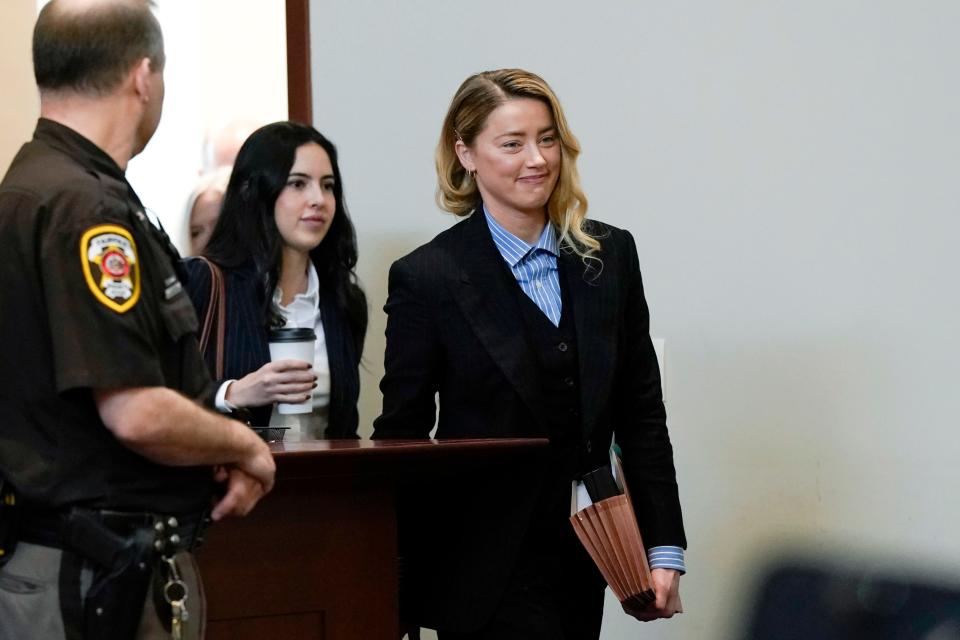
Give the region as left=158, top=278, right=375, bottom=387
left=127, top=0, right=288, bottom=252
left=17, top=1, right=287, bottom=252
left=311, top=1, right=960, bottom=638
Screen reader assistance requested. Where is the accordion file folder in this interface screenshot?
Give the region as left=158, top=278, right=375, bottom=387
left=569, top=453, right=655, bottom=608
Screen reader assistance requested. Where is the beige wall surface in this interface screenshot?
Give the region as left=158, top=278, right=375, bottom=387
left=0, top=0, right=40, bottom=174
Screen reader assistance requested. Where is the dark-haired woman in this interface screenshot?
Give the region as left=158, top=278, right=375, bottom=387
left=184, top=121, right=366, bottom=439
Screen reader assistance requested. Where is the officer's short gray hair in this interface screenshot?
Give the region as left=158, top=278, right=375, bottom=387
left=33, top=0, right=164, bottom=96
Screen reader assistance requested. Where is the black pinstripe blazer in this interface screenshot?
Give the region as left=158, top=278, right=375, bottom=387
left=372, top=209, right=685, bottom=630
left=183, top=259, right=361, bottom=437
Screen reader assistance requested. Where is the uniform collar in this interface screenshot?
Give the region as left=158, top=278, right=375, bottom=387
left=33, top=118, right=126, bottom=182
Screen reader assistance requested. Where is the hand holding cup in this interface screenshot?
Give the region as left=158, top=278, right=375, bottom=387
left=225, top=358, right=316, bottom=408
left=266, top=328, right=317, bottom=414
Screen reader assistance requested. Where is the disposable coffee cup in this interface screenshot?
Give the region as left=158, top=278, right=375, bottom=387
left=268, top=327, right=316, bottom=414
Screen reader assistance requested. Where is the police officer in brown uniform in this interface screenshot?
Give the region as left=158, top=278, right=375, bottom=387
left=0, top=1, right=275, bottom=638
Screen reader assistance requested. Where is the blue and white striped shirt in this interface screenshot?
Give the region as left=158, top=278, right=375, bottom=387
left=484, top=209, right=686, bottom=574
left=484, top=208, right=562, bottom=326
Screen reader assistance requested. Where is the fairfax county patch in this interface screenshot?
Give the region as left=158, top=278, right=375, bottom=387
left=80, top=224, right=141, bottom=313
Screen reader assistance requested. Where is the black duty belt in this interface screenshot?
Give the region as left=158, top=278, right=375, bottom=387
left=17, top=506, right=210, bottom=559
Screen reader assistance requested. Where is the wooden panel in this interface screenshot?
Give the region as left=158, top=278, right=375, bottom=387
left=200, top=480, right=397, bottom=638
left=198, top=439, right=549, bottom=639
left=208, top=612, right=324, bottom=639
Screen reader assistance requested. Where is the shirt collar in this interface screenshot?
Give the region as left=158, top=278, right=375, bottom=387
left=483, top=206, right=559, bottom=268
left=273, top=260, right=320, bottom=311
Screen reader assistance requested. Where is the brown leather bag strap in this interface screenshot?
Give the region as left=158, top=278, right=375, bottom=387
left=195, top=257, right=226, bottom=380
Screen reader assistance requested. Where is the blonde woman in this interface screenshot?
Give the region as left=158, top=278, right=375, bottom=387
left=373, top=69, right=686, bottom=638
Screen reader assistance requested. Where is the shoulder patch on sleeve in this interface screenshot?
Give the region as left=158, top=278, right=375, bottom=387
left=80, top=224, right=141, bottom=313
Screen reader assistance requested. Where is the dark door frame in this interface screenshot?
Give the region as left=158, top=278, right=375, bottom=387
left=286, top=0, right=312, bottom=124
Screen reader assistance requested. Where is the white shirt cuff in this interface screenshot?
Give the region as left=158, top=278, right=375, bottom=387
left=214, top=380, right=239, bottom=413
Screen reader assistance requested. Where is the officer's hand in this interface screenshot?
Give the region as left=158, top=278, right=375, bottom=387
left=226, top=360, right=316, bottom=408
left=622, top=568, right=683, bottom=621
left=211, top=466, right=266, bottom=520
left=235, top=434, right=276, bottom=495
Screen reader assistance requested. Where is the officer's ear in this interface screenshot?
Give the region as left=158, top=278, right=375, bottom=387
left=131, top=57, right=155, bottom=104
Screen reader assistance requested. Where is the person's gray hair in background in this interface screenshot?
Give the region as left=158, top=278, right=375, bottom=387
left=183, top=165, right=232, bottom=255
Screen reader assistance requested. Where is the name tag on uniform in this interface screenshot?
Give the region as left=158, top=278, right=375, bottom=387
left=164, top=276, right=183, bottom=300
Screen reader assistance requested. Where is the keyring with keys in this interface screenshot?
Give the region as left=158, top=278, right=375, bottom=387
left=162, top=554, right=190, bottom=640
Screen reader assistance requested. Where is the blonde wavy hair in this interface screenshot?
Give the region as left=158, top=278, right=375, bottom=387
left=435, top=69, right=601, bottom=258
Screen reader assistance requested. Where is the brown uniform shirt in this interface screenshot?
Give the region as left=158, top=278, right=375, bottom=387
left=0, top=119, right=215, bottom=514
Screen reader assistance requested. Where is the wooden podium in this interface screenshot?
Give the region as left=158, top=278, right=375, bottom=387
left=197, top=438, right=547, bottom=639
